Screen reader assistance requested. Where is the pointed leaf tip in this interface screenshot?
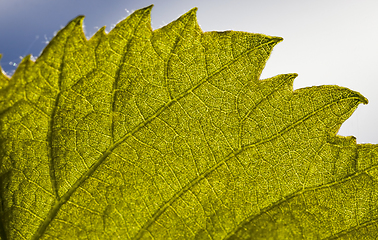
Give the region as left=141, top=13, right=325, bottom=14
left=187, top=7, right=198, bottom=17
left=361, top=94, right=369, bottom=104
left=273, top=36, right=283, bottom=43
left=351, top=88, right=369, bottom=105
left=190, top=7, right=198, bottom=14
left=145, top=4, right=154, bottom=9
left=23, top=55, right=31, bottom=62
left=175, top=7, right=197, bottom=24
left=70, top=15, right=85, bottom=25
left=137, top=4, right=153, bottom=14
left=178, top=7, right=198, bottom=19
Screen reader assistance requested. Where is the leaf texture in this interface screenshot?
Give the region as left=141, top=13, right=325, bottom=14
left=0, top=5, right=377, bottom=240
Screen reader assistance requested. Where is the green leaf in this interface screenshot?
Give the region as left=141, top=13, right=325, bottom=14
left=0, top=5, right=377, bottom=239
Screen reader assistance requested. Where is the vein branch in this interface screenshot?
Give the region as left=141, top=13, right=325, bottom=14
left=33, top=38, right=283, bottom=239
left=134, top=96, right=363, bottom=238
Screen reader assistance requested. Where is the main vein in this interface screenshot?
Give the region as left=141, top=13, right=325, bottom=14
left=32, top=37, right=279, bottom=239
left=134, top=96, right=363, bottom=239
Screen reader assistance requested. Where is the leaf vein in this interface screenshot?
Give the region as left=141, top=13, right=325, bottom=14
left=135, top=96, right=363, bottom=239
left=32, top=37, right=286, bottom=239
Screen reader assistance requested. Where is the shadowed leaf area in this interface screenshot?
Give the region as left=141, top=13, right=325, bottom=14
left=0, top=5, right=377, bottom=240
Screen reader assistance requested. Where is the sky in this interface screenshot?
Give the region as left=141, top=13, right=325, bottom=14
left=1, top=0, right=377, bottom=143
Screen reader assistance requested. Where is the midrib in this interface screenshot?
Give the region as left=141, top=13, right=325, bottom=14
left=31, top=37, right=280, bottom=239
left=134, top=95, right=363, bottom=239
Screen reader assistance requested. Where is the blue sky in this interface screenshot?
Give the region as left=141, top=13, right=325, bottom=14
left=1, top=0, right=377, bottom=143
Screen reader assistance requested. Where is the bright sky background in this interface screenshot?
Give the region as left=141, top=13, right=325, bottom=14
left=1, top=0, right=377, bottom=143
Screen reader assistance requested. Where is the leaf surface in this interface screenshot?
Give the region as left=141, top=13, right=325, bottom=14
left=0, top=5, right=377, bottom=240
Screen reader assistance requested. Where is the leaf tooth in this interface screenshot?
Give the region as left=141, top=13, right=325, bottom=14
left=357, top=91, right=368, bottom=105
left=151, top=5, right=199, bottom=62
left=271, top=36, right=284, bottom=43
left=39, top=14, right=85, bottom=63
left=108, top=4, right=152, bottom=38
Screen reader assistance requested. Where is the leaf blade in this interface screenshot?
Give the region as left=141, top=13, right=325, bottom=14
left=0, top=5, right=376, bottom=240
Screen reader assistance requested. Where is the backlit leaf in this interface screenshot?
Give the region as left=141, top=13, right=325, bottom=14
left=0, top=5, right=377, bottom=240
